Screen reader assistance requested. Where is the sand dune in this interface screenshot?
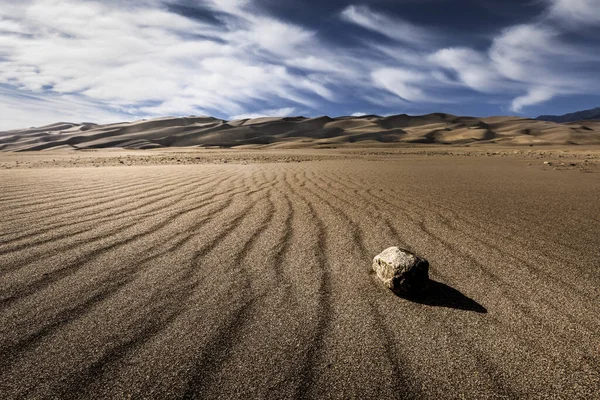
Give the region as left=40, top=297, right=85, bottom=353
left=2, top=113, right=600, bottom=151
left=1, top=155, right=599, bottom=399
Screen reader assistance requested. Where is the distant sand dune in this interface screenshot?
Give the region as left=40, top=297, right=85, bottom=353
left=0, top=158, right=599, bottom=398
left=2, top=113, right=600, bottom=151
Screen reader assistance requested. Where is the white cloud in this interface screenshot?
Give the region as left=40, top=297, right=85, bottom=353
left=547, top=0, right=600, bottom=24
left=207, top=0, right=250, bottom=17
left=242, top=18, right=315, bottom=56
left=351, top=112, right=367, bottom=117
left=0, top=0, right=599, bottom=129
left=0, top=86, right=133, bottom=130
left=286, top=56, right=352, bottom=76
left=0, top=0, right=346, bottom=129
left=230, top=107, right=296, bottom=120
left=490, top=23, right=600, bottom=109
left=340, top=5, right=436, bottom=47
left=429, top=47, right=505, bottom=92
left=343, top=4, right=591, bottom=111
left=371, top=68, right=438, bottom=102
left=511, top=87, right=555, bottom=112
left=489, top=24, right=559, bottom=83
left=0, top=17, right=27, bottom=34
left=427, top=20, right=600, bottom=111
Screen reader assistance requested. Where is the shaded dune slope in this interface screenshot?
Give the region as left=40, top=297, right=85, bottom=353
left=2, top=114, right=600, bottom=151
left=0, top=160, right=598, bottom=399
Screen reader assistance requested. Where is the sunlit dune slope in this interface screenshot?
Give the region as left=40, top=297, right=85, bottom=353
left=1, top=113, right=600, bottom=151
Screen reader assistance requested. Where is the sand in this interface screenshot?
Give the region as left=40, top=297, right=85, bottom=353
left=0, top=150, right=599, bottom=399
left=1, top=113, right=600, bottom=151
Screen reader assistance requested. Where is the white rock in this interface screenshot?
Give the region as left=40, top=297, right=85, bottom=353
left=372, top=247, right=429, bottom=294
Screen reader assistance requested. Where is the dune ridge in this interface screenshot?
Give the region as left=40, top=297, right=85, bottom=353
left=1, top=113, right=600, bottom=151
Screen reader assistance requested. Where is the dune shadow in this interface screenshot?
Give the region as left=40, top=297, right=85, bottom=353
left=395, top=279, right=487, bottom=313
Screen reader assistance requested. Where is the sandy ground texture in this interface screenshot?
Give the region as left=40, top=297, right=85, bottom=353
left=1, top=146, right=599, bottom=171
left=0, top=150, right=599, bottom=399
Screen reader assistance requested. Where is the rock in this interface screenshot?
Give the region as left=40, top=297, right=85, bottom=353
left=372, top=247, right=429, bottom=294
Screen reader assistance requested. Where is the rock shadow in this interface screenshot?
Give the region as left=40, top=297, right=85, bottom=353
left=394, top=279, right=487, bottom=313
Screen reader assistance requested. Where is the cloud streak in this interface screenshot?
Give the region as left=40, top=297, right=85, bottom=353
left=340, top=5, right=438, bottom=47
left=0, top=0, right=599, bottom=129
left=230, top=107, right=296, bottom=120
left=0, top=0, right=340, bottom=128
left=547, top=0, right=600, bottom=24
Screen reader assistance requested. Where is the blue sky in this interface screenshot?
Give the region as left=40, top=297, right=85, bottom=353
left=0, top=0, right=599, bottom=129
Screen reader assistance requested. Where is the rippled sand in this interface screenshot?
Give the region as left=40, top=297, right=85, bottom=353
left=1, top=152, right=599, bottom=399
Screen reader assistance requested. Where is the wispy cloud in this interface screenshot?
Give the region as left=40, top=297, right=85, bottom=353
left=342, top=1, right=600, bottom=112
left=0, top=0, right=599, bottom=129
left=510, top=87, right=555, bottom=113
left=0, top=0, right=339, bottom=128
left=546, top=0, right=600, bottom=24
left=371, top=68, right=435, bottom=103
left=0, top=85, right=134, bottom=129
left=340, top=5, right=437, bottom=47
left=230, top=107, right=296, bottom=120
left=428, top=47, right=507, bottom=93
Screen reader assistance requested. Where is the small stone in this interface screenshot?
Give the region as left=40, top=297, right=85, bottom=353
left=372, top=247, right=429, bottom=294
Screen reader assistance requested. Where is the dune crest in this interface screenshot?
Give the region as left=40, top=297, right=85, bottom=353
left=1, top=114, right=600, bottom=151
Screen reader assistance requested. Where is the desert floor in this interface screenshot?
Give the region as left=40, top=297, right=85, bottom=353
left=1, top=148, right=599, bottom=399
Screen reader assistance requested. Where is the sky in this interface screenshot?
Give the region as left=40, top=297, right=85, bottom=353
left=0, top=0, right=599, bottom=130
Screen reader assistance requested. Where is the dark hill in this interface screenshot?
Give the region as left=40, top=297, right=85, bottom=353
left=536, top=107, right=600, bottom=123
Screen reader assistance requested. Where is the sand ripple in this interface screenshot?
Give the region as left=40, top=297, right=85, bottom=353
left=0, top=159, right=599, bottom=399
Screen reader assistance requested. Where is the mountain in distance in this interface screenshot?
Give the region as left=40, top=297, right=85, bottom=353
left=1, top=113, right=600, bottom=151
left=536, top=107, right=600, bottom=123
